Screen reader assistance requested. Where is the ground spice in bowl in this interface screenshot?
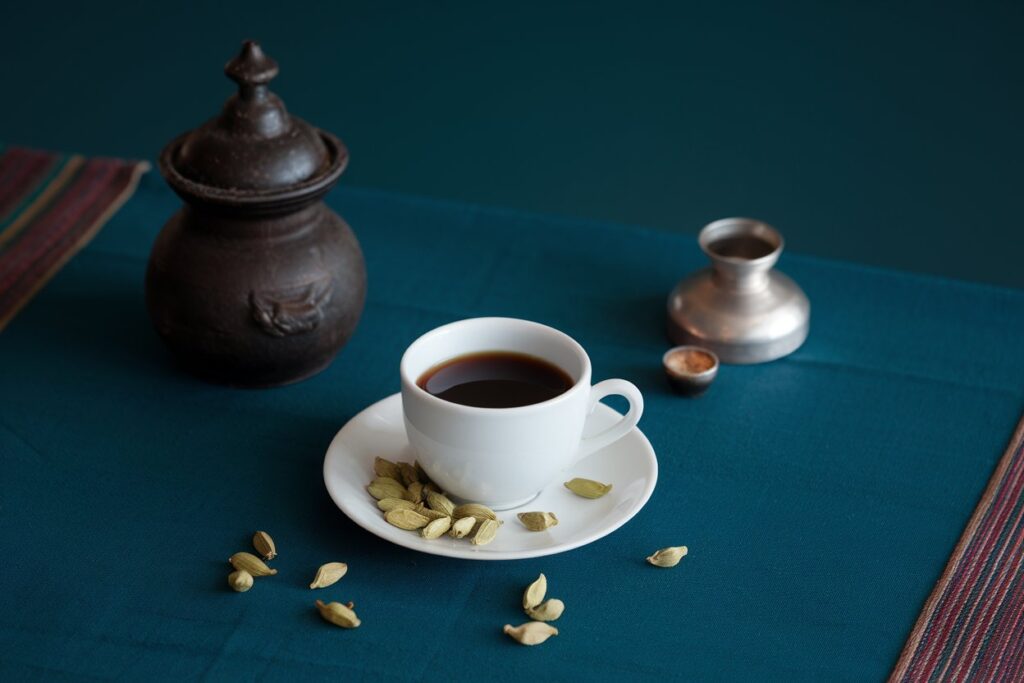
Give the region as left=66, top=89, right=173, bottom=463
left=665, top=349, right=716, bottom=375
left=662, top=346, right=719, bottom=396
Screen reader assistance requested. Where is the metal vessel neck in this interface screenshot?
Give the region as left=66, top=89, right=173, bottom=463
left=698, top=217, right=784, bottom=294
left=711, top=261, right=772, bottom=292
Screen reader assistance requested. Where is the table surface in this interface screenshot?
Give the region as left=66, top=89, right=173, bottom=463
left=2, top=174, right=1023, bottom=681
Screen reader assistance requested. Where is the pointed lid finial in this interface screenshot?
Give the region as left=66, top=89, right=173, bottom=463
left=224, top=40, right=279, bottom=90
left=169, top=40, right=334, bottom=192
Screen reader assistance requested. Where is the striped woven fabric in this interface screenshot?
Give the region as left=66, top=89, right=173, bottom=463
left=0, top=145, right=148, bottom=331
left=891, top=416, right=1024, bottom=682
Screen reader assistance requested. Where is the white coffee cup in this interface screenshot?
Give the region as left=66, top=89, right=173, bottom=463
left=400, top=317, right=643, bottom=509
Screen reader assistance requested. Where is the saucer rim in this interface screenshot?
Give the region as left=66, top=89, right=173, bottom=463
left=322, top=392, right=659, bottom=561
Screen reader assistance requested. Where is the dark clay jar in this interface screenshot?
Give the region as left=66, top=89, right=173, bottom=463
left=146, top=41, right=366, bottom=387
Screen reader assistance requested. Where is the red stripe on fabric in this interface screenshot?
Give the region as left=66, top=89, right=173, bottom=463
left=932, top=457, right=1024, bottom=676
left=0, top=160, right=116, bottom=292
left=947, top=506, right=1024, bottom=679
left=913, top=486, right=1024, bottom=680
left=0, top=161, right=122, bottom=295
left=998, top=603, right=1024, bottom=681
left=992, top=549, right=1024, bottom=679
left=892, top=423, right=1024, bottom=682
left=959, top=441, right=1024, bottom=681
left=0, top=148, right=43, bottom=191
left=0, top=148, right=51, bottom=196
left=908, top=445, right=1024, bottom=679
left=978, top=555, right=1024, bottom=681
left=0, top=152, right=39, bottom=207
left=0, top=163, right=136, bottom=312
left=953, top=492, right=1024, bottom=677
left=901, top=452, right=1023, bottom=679
left=935, top=475, right=1024, bottom=679
left=995, top=606, right=1024, bottom=679
left=907, top=494, right=1020, bottom=678
left=0, top=150, right=57, bottom=218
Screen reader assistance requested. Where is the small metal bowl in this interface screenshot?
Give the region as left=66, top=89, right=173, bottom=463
left=663, top=345, right=719, bottom=396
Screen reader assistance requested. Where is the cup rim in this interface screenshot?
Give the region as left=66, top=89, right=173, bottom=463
left=399, top=317, right=592, bottom=415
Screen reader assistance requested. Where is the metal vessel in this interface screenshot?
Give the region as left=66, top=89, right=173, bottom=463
left=667, top=218, right=809, bottom=364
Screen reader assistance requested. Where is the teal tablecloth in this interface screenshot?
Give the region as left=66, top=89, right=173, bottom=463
left=2, top=175, right=1023, bottom=680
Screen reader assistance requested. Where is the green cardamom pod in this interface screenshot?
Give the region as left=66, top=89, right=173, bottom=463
left=421, top=516, right=452, bottom=540
left=397, top=462, right=419, bottom=487
left=423, top=482, right=442, bottom=495
left=407, top=481, right=424, bottom=504
left=377, top=497, right=418, bottom=512
left=367, top=480, right=409, bottom=501
left=309, top=562, right=348, bottom=589
left=517, top=511, right=559, bottom=531
left=525, top=598, right=564, bottom=622
left=414, top=461, right=430, bottom=483
left=426, top=491, right=456, bottom=516
left=564, top=477, right=613, bottom=499
left=503, top=621, right=558, bottom=646
left=252, top=530, right=277, bottom=560
left=453, top=503, right=498, bottom=522
left=471, top=518, right=500, bottom=546
left=522, top=573, right=547, bottom=609
left=646, top=546, right=688, bottom=567
left=315, top=599, right=361, bottom=628
left=229, top=552, right=277, bottom=577
left=385, top=508, right=430, bottom=530
left=228, top=569, right=253, bottom=592
left=371, top=476, right=405, bottom=489
left=449, top=516, right=477, bottom=538
left=373, top=457, right=403, bottom=481
left=415, top=505, right=449, bottom=521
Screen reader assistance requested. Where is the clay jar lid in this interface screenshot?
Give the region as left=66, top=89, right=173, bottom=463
left=160, top=41, right=347, bottom=211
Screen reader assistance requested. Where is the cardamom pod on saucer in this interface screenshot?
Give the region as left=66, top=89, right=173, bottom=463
left=517, top=511, right=558, bottom=531
left=564, top=477, right=613, bottom=499
left=421, top=516, right=452, bottom=539
left=377, top=497, right=418, bottom=512
left=385, top=508, right=430, bottom=530
left=367, top=479, right=409, bottom=501
left=426, top=491, right=456, bottom=517
left=407, top=481, right=425, bottom=504
left=415, top=505, right=449, bottom=521
left=397, top=461, right=419, bottom=487
left=449, top=516, right=477, bottom=538
left=471, top=518, right=500, bottom=545
left=503, top=621, right=558, bottom=645
left=373, top=456, right=402, bottom=481
left=453, top=503, right=497, bottom=522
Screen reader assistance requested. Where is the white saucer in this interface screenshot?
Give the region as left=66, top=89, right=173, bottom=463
left=322, top=393, right=658, bottom=560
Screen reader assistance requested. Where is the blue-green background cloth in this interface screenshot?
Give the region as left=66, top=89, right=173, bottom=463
left=1, top=175, right=1023, bottom=680
left=3, top=0, right=1024, bottom=288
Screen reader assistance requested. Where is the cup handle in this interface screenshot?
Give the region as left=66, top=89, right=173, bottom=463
left=574, top=379, right=644, bottom=464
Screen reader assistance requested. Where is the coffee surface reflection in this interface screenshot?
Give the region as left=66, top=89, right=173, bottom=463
left=417, top=351, right=573, bottom=409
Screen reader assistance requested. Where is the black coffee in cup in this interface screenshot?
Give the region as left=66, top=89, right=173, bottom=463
left=417, top=351, right=573, bottom=409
